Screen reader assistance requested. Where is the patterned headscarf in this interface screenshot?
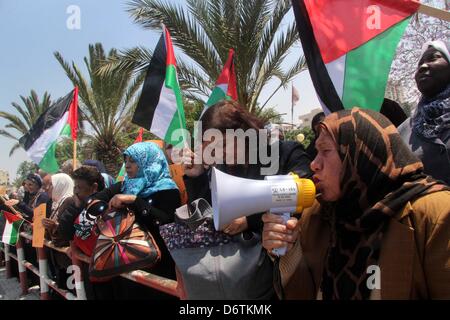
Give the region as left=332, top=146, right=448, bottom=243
left=121, top=142, right=177, bottom=198
left=319, top=108, right=447, bottom=300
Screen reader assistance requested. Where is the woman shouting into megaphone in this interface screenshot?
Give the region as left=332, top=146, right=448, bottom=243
left=176, top=100, right=313, bottom=300
left=262, top=108, right=450, bottom=300
left=182, top=100, right=313, bottom=234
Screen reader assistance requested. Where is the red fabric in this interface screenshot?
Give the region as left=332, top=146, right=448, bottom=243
left=2, top=210, right=22, bottom=223
left=216, top=49, right=238, bottom=101
left=68, top=86, right=79, bottom=140
left=134, top=128, right=144, bottom=143
left=164, top=26, right=177, bottom=67
left=304, top=0, right=419, bottom=63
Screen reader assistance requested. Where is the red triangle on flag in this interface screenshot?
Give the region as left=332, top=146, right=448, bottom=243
left=304, top=0, right=420, bottom=63
left=1, top=210, right=22, bottom=224
left=163, top=26, right=177, bottom=67
left=216, top=49, right=238, bottom=101
left=135, top=128, right=144, bottom=143
left=67, top=86, right=79, bottom=140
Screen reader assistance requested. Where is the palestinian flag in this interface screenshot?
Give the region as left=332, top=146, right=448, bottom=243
left=132, top=26, right=187, bottom=147
left=205, top=49, right=238, bottom=108
left=116, top=128, right=144, bottom=182
left=292, top=0, right=420, bottom=113
left=19, top=88, right=79, bottom=173
left=0, top=211, right=24, bottom=246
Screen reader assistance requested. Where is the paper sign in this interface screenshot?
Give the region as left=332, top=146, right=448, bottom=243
left=32, top=203, right=46, bottom=248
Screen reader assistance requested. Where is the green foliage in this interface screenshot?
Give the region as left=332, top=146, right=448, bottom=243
left=184, top=99, right=204, bottom=135
left=55, top=43, right=143, bottom=175
left=13, top=161, right=38, bottom=187
left=254, top=106, right=283, bottom=124
left=284, top=127, right=315, bottom=148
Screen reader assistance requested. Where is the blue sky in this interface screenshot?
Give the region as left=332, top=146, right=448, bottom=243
left=0, top=0, right=320, bottom=180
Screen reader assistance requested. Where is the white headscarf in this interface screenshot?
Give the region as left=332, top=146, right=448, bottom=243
left=51, top=173, right=74, bottom=211
left=421, top=40, right=450, bottom=62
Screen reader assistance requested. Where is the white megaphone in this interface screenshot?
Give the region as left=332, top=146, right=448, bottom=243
left=210, top=167, right=316, bottom=256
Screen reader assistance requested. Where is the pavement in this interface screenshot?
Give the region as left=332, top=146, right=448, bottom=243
left=0, top=267, right=40, bottom=300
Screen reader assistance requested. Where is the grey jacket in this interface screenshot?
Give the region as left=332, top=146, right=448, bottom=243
left=398, top=117, right=450, bottom=185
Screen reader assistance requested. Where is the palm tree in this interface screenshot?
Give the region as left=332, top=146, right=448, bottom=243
left=55, top=43, right=144, bottom=175
left=0, top=90, right=53, bottom=156
left=98, top=0, right=306, bottom=113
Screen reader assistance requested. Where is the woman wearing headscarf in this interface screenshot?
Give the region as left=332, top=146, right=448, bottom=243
left=398, top=40, right=450, bottom=184
left=262, top=108, right=450, bottom=299
left=90, top=142, right=181, bottom=299
left=6, top=173, right=51, bottom=219
left=40, top=173, right=75, bottom=293
left=42, top=173, right=75, bottom=247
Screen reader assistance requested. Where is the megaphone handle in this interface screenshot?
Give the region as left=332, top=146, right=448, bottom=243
left=271, top=212, right=290, bottom=257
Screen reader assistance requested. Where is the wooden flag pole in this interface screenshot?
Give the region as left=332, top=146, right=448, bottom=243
left=416, top=2, right=450, bottom=22
left=73, top=139, right=77, bottom=170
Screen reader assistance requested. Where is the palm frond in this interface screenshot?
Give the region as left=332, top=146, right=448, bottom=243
left=0, top=112, right=28, bottom=134
left=127, top=0, right=222, bottom=78
left=0, top=129, right=19, bottom=141
left=9, top=142, right=22, bottom=157
left=97, top=46, right=153, bottom=77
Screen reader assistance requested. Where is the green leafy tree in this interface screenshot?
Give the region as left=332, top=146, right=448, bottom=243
left=13, top=161, right=38, bottom=187
left=284, top=127, right=315, bottom=148
left=55, top=43, right=144, bottom=175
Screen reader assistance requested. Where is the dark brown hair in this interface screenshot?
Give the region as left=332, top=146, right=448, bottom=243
left=71, top=166, right=105, bottom=191
left=200, top=100, right=265, bottom=135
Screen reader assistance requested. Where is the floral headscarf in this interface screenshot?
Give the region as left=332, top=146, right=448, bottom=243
left=121, top=142, right=177, bottom=198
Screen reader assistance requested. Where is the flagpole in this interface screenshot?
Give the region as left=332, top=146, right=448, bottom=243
left=73, top=139, right=77, bottom=170
left=416, top=2, right=450, bottom=22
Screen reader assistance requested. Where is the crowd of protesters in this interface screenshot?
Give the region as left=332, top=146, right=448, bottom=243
left=1, top=40, right=449, bottom=300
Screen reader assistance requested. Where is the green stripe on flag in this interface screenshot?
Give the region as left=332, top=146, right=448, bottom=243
left=38, top=123, right=71, bottom=173
left=39, top=141, right=59, bottom=173
left=206, top=87, right=228, bottom=107
left=60, top=123, right=72, bottom=137
left=1, top=212, right=23, bottom=246
left=8, top=220, right=22, bottom=245
left=116, top=163, right=125, bottom=182
left=164, top=65, right=187, bottom=147
left=342, top=18, right=410, bottom=111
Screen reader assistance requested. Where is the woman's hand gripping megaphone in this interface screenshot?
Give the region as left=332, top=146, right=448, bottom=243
left=261, top=213, right=300, bottom=256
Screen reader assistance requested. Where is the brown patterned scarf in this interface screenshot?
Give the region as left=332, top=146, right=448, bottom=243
left=319, top=108, right=448, bottom=300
